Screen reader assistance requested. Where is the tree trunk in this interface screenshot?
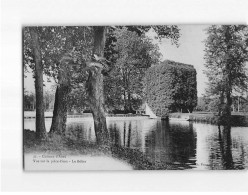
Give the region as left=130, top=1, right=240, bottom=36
left=87, top=70, right=109, bottom=144
left=49, top=85, right=70, bottom=135
left=29, top=27, right=47, bottom=140
left=218, top=90, right=225, bottom=116
left=237, top=96, right=240, bottom=112
left=123, top=90, right=127, bottom=111
left=222, top=89, right=232, bottom=125
left=221, top=27, right=232, bottom=123
left=86, top=26, right=109, bottom=145
left=49, top=56, right=71, bottom=135
left=128, top=92, right=132, bottom=112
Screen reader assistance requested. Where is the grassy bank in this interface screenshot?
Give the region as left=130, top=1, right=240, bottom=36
left=24, top=129, right=180, bottom=170
left=168, top=112, right=248, bottom=126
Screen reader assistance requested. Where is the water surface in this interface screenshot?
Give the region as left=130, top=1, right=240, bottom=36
left=24, top=117, right=248, bottom=170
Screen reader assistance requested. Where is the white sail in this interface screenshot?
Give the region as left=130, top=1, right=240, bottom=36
left=145, top=103, right=157, bottom=119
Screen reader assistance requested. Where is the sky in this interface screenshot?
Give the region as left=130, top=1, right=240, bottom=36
left=24, top=69, right=54, bottom=93
left=24, top=25, right=209, bottom=97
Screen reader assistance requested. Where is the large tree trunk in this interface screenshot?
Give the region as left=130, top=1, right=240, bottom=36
left=224, top=91, right=232, bottom=116
left=87, top=70, right=109, bottom=144
left=49, top=85, right=70, bottom=135
left=86, top=26, right=109, bottom=145
left=29, top=27, right=47, bottom=140
left=50, top=56, right=71, bottom=135
left=220, top=82, right=232, bottom=125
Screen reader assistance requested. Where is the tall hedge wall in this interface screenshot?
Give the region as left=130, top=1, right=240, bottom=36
left=144, top=60, right=197, bottom=117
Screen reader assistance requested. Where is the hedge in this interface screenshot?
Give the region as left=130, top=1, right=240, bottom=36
left=144, top=60, right=197, bottom=117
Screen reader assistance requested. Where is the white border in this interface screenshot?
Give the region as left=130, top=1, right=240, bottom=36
left=1, top=0, right=248, bottom=192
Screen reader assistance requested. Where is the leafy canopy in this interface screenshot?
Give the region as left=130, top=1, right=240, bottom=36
left=204, top=25, right=248, bottom=97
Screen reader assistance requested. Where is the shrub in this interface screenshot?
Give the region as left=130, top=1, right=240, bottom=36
left=144, top=60, right=197, bottom=117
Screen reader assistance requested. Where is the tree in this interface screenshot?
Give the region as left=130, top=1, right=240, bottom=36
left=29, top=27, right=47, bottom=140
left=49, top=52, right=75, bottom=135
left=44, top=90, right=55, bottom=111
left=67, top=86, right=88, bottom=113
left=103, top=26, right=180, bottom=112
left=144, top=60, right=197, bottom=116
left=25, top=26, right=110, bottom=144
left=204, top=25, right=248, bottom=121
left=104, top=28, right=161, bottom=112
left=38, top=27, right=93, bottom=136
left=104, top=25, right=180, bottom=69
left=24, top=89, right=36, bottom=111
left=24, top=26, right=94, bottom=136
left=85, top=26, right=109, bottom=145
left=24, top=25, right=180, bottom=144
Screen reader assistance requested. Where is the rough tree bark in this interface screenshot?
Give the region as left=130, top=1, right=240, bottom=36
left=49, top=54, right=71, bottom=135
left=224, top=90, right=232, bottom=116
left=86, top=26, right=109, bottom=145
left=29, top=27, right=47, bottom=140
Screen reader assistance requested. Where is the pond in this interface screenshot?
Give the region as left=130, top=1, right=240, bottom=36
left=24, top=117, right=248, bottom=170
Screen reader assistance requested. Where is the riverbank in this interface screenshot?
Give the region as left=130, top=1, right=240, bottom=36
left=24, top=129, right=133, bottom=170
left=24, top=111, right=248, bottom=126
left=168, top=112, right=248, bottom=126
left=24, top=111, right=92, bottom=119
left=24, top=129, right=179, bottom=170
left=24, top=111, right=149, bottom=119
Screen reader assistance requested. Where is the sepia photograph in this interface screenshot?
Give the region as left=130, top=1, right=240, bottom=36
left=23, top=25, right=248, bottom=171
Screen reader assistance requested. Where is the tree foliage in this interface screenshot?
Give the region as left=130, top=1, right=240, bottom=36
left=104, top=25, right=180, bottom=69
left=24, top=89, right=36, bottom=111
left=204, top=25, right=248, bottom=117
left=104, top=28, right=161, bottom=112
left=144, top=60, right=197, bottom=116
left=24, top=26, right=181, bottom=114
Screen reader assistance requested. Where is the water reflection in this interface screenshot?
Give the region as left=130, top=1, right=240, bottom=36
left=24, top=118, right=248, bottom=170
left=194, top=123, right=248, bottom=170
left=206, top=124, right=247, bottom=170
left=218, top=125, right=234, bottom=169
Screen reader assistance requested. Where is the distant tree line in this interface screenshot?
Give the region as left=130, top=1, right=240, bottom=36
left=24, top=89, right=55, bottom=111
left=195, top=96, right=248, bottom=113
